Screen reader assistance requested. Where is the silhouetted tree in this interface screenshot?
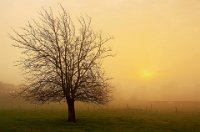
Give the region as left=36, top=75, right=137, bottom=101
left=10, top=6, right=112, bottom=122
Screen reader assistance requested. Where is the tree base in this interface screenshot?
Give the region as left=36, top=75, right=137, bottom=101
left=67, top=98, right=76, bottom=123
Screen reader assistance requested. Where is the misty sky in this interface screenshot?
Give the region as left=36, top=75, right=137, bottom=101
left=1, top=0, right=200, bottom=101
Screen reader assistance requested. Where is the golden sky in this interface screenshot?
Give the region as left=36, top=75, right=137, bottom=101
left=1, top=0, right=200, bottom=101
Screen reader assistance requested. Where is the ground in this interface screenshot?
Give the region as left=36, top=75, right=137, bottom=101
left=0, top=109, right=200, bottom=132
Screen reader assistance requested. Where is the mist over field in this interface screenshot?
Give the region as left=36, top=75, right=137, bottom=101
left=1, top=81, right=200, bottom=113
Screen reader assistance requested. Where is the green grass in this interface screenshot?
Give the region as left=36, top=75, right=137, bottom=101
left=0, top=109, right=200, bottom=132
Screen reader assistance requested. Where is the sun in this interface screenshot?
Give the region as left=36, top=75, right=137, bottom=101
left=140, top=70, right=154, bottom=79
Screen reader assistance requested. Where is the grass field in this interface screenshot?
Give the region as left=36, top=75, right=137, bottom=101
left=0, top=109, right=200, bottom=132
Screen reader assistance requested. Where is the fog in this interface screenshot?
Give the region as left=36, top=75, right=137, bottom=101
left=1, top=0, right=200, bottom=109
left=1, top=81, right=200, bottom=113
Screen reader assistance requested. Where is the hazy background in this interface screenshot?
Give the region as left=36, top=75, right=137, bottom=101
left=1, top=0, right=200, bottom=103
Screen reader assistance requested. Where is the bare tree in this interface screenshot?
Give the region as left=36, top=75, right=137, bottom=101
left=10, top=6, right=113, bottom=122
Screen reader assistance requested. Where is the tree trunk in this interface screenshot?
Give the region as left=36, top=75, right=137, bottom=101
left=67, top=98, right=76, bottom=122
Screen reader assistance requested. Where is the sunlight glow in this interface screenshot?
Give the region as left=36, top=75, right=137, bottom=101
left=140, top=70, right=154, bottom=79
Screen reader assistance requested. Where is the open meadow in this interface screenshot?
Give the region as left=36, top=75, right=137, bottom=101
left=1, top=108, right=200, bottom=132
